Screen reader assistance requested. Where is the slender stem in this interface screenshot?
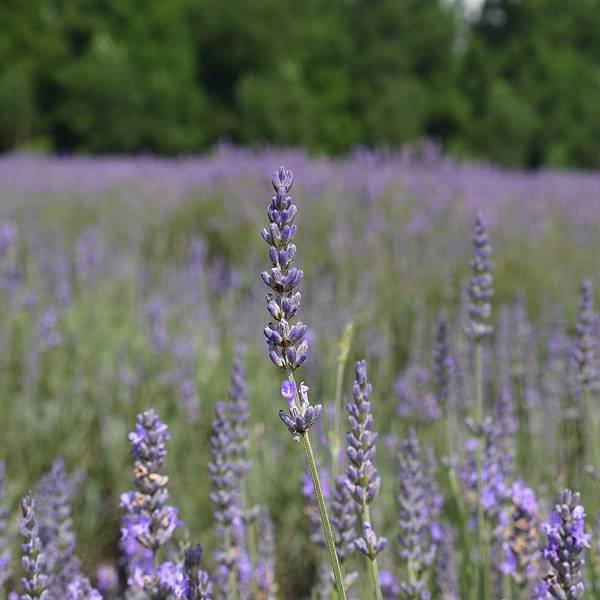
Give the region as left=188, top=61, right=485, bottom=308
left=301, top=431, right=347, bottom=600
left=362, top=505, right=384, bottom=600
left=474, top=342, right=490, bottom=600
left=330, top=360, right=346, bottom=475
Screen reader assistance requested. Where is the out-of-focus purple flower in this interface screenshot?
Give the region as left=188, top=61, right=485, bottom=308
left=541, top=489, right=590, bottom=599
left=228, top=349, right=250, bottom=486
left=75, top=227, right=102, bottom=287
left=460, top=417, right=510, bottom=526
left=331, top=475, right=357, bottom=563
left=256, top=511, right=278, bottom=600
left=465, top=213, right=494, bottom=342
left=433, top=315, right=453, bottom=412
left=380, top=569, right=400, bottom=600
left=20, top=493, right=50, bottom=600
left=346, top=360, right=387, bottom=559
left=498, top=480, right=542, bottom=592
left=395, top=366, right=440, bottom=421
left=145, top=298, right=169, bottom=355
left=66, top=575, right=102, bottom=599
left=0, top=221, right=21, bottom=293
left=396, top=429, right=441, bottom=599
left=36, top=306, right=62, bottom=351
left=95, top=563, right=119, bottom=595
left=573, top=279, right=596, bottom=388
left=181, top=545, right=213, bottom=600
left=0, top=463, right=11, bottom=592
left=36, top=458, right=92, bottom=597
left=434, top=524, right=459, bottom=600
left=209, top=402, right=240, bottom=596
left=120, top=410, right=182, bottom=597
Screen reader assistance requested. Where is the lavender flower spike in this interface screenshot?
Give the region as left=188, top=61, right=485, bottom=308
left=261, top=166, right=307, bottom=372
left=256, top=511, right=278, bottom=599
left=432, top=315, right=452, bottom=410
left=261, top=166, right=345, bottom=598
left=541, top=489, right=590, bottom=599
left=208, top=402, right=239, bottom=596
left=346, top=359, right=387, bottom=568
left=181, top=545, right=213, bottom=600
left=465, top=213, right=494, bottom=342
left=574, top=279, right=596, bottom=387
left=120, top=410, right=181, bottom=597
left=20, top=493, right=49, bottom=600
left=346, top=361, right=384, bottom=527
left=396, top=429, right=441, bottom=599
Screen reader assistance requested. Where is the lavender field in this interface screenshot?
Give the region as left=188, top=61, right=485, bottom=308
left=1, top=145, right=600, bottom=599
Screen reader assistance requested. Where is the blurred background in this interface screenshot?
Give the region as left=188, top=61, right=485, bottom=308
left=1, top=0, right=600, bottom=167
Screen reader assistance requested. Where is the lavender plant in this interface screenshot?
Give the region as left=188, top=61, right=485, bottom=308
left=498, top=480, right=542, bottom=594
left=465, top=213, right=494, bottom=598
left=346, top=359, right=387, bottom=599
left=20, top=493, right=49, bottom=600
left=120, top=409, right=182, bottom=598
left=208, top=401, right=240, bottom=598
left=260, top=165, right=346, bottom=598
left=573, top=279, right=600, bottom=474
left=540, top=489, right=590, bottom=599
left=36, top=458, right=91, bottom=597
left=396, top=428, right=441, bottom=599
left=255, top=511, right=277, bottom=600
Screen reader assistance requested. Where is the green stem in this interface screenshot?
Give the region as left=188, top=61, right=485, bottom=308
left=330, top=360, right=346, bottom=477
left=302, top=431, right=347, bottom=600
left=474, top=342, right=491, bottom=600
left=362, top=505, right=384, bottom=600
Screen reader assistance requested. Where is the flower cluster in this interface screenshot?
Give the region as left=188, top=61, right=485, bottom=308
left=541, top=489, right=590, bottom=599
left=181, top=545, right=213, bottom=600
left=573, top=279, right=596, bottom=388
left=20, top=493, right=50, bottom=600
left=261, top=166, right=307, bottom=371
left=465, top=213, right=494, bottom=342
left=279, top=380, right=322, bottom=438
left=396, top=428, right=442, bottom=599
left=208, top=402, right=240, bottom=595
left=432, top=315, right=452, bottom=410
left=120, top=409, right=181, bottom=596
left=346, top=359, right=387, bottom=559
left=499, top=480, right=541, bottom=591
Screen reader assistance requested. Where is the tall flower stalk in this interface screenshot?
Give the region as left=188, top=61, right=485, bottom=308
left=261, top=166, right=346, bottom=599
left=573, top=279, right=600, bottom=475
left=20, top=493, right=50, bottom=600
left=465, top=213, right=494, bottom=599
left=345, top=360, right=387, bottom=600
left=120, top=410, right=181, bottom=598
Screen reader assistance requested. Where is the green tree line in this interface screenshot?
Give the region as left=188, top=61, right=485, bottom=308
left=1, top=0, right=599, bottom=167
